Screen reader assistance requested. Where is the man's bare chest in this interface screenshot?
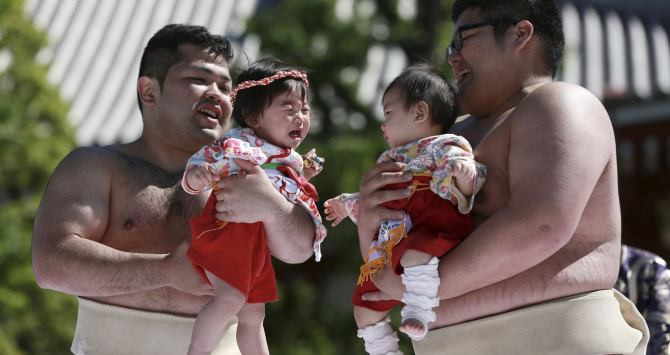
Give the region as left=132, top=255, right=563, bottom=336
left=103, top=160, right=207, bottom=252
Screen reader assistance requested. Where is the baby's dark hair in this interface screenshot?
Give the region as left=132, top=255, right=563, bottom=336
left=232, top=58, right=310, bottom=128
left=383, top=64, right=459, bottom=133
left=137, top=24, right=233, bottom=112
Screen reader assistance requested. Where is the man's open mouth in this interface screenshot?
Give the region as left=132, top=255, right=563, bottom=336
left=197, top=106, right=222, bottom=121
left=457, top=69, right=471, bottom=81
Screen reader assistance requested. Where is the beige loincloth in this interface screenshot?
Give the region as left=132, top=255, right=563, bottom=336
left=71, top=297, right=240, bottom=355
left=413, top=289, right=649, bottom=355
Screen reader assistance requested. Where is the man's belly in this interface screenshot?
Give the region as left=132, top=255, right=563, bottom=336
left=433, top=237, right=620, bottom=327
left=90, top=287, right=211, bottom=316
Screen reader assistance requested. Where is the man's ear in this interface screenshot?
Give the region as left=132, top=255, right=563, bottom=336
left=512, top=20, right=534, bottom=51
left=137, top=76, right=159, bottom=108
left=414, top=101, right=430, bottom=123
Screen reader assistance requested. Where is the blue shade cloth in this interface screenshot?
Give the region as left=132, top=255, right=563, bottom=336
left=616, top=245, right=670, bottom=355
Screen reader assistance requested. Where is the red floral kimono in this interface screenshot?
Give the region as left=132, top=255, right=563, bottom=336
left=348, top=134, right=486, bottom=311
left=183, top=128, right=327, bottom=303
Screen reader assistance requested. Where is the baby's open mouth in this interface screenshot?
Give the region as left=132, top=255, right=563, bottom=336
left=289, top=129, right=302, bottom=140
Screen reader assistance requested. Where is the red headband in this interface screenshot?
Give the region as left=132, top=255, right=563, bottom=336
left=230, top=70, right=309, bottom=107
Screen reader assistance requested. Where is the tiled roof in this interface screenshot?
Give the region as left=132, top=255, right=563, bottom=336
left=24, top=0, right=670, bottom=146
left=558, top=0, right=670, bottom=101
left=24, top=0, right=257, bottom=146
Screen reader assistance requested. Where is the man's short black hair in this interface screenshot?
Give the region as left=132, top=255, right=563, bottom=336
left=137, top=24, right=234, bottom=111
left=452, top=0, right=564, bottom=77
left=383, top=64, right=459, bottom=133
left=232, top=58, right=309, bottom=128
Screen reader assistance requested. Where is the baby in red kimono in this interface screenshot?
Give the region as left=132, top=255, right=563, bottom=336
left=324, top=64, right=486, bottom=354
left=182, top=58, right=326, bottom=355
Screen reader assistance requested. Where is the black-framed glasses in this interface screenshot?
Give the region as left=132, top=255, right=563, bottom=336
left=447, top=19, right=516, bottom=57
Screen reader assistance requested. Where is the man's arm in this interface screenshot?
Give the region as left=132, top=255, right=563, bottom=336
left=436, top=83, right=616, bottom=298
left=32, top=148, right=210, bottom=296
left=214, top=159, right=314, bottom=263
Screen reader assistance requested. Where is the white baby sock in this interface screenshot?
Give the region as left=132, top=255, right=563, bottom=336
left=356, top=317, right=404, bottom=355
left=400, top=256, right=440, bottom=340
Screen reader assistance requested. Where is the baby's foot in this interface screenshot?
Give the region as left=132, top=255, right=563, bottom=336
left=399, top=317, right=427, bottom=340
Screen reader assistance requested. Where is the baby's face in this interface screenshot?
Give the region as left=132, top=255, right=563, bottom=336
left=251, top=89, right=311, bottom=149
left=381, top=86, right=418, bottom=148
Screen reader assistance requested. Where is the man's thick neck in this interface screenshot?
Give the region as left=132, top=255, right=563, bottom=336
left=484, top=75, right=553, bottom=121
left=131, top=134, right=193, bottom=173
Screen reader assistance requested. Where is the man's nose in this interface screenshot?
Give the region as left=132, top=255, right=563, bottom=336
left=204, top=83, right=225, bottom=103
left=447, top=48, right=461, bottom=67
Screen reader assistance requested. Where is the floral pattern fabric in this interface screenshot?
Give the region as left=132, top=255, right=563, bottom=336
left=182, top=128, right=327, bottom=261
left=340, top=134, right=487, bottom=224
left=377, top=134, right=486, bottom=214
left=334, top=134, right=486, bottom=282
left=616, top=245, right=670, bottom=354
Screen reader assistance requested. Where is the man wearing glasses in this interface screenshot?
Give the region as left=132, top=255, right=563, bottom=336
left=357, top=1, right=649, bottom=354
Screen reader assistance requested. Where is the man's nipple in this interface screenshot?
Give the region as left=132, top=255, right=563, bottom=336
left=123, top=218, right=136, bottom=230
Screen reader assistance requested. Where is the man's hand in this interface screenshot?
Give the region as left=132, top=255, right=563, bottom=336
left=214, top=159, right=289, bottom=224
left=163, top=241, right=213, bottom=296
left=216, top=159, right=314, bottom=263
left=302, top=148, right=324, bottom=180
left=357, top=162, right=412, bottom=256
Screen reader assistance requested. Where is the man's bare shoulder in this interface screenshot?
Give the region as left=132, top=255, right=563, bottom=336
left=523, top=82, right=606, bottom=113
left=46, top=145, right=138, bottom=191
left=514, top=81, right=611, bottom=127
left=36, top=146, right=132, bottom=244
left=55, top=145, right=126, bottom=173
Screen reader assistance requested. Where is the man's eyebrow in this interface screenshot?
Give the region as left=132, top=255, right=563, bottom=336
left=191, top=64, right=231, bottom=82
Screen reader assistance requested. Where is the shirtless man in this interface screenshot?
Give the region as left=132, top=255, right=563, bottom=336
left=358, top=1, right=649, bottom=354
left=32, top=24, right=315, bottom=355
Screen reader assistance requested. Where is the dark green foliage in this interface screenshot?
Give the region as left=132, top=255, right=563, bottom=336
left=0, top=0, right=77, bottom=353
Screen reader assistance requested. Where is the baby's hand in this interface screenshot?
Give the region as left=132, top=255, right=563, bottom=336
left=448, top=160, right=476, bottom=196
left=185, top=163, right=219, bottom=192
left=303, top=167, right=319, bottom=181
left=324, top=195, right=349, bottom=227
left=302, top=148, right=325, bottom=180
